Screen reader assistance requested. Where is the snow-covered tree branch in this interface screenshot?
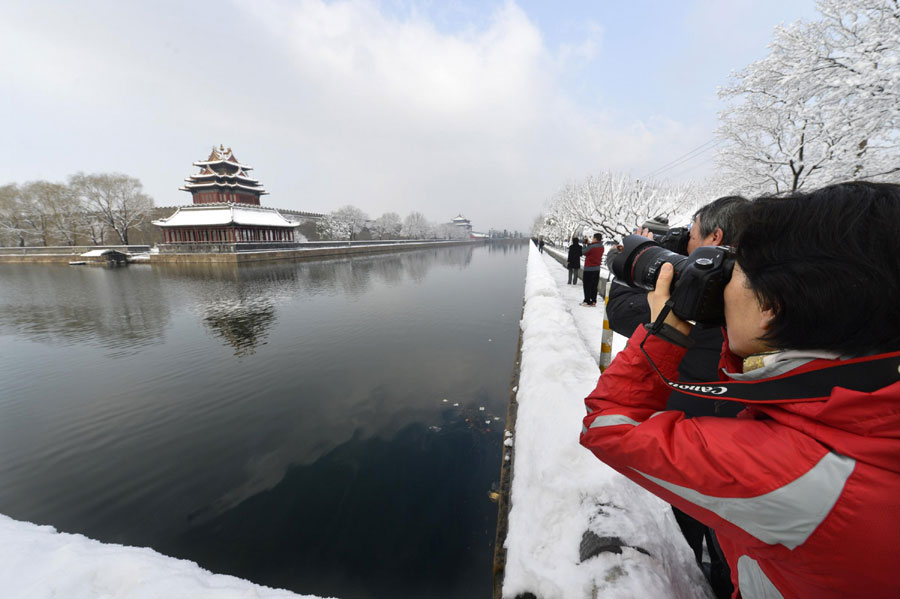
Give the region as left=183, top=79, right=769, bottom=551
left=717, top=0, right=900, bottom=194
left=534, top=173, right=716, bottom=246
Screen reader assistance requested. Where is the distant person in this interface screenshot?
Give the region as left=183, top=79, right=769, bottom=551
left=566, top=236, right=582, bottom=285
left=580, top=233, right=604, bottom=306
left=538, top=237, right=545, bottom=253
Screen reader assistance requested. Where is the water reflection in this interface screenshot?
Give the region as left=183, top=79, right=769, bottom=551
left=171, top=416, right=501, bottom=599
left=203, top=297, right=276, bottom=356
left=0, top=241, right=528, bottom=599
left=0, top=265, right=169, bottom=353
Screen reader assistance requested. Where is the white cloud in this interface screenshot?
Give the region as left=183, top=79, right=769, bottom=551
left=0, top=0, right=713, bottom=232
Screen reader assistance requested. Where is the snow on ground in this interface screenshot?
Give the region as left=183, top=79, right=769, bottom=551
left=0, top=515, right=331, bottom=599
left=502, top=243, right=712, bottom=599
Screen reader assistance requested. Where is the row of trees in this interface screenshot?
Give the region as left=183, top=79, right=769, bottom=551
left=0, top=174, right=154, bottom=247
left=532, top=173, right=721, bottom=245
left=534, top=0, right=898, bottom=243
left=717, top=0, right=899, bottom=193
left=318, top=205, right=472, bottom=240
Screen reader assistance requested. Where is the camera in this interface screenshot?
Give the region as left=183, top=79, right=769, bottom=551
left=609, top=234, right=735, bottom=326
left=640, top=218, right=690, bottom=255
left=654, top=226, right=689, bottom=255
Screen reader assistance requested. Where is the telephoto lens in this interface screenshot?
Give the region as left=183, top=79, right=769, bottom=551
left=610, top=234, right=686, bottom=290
left=610, top=234, right=736, bottom=325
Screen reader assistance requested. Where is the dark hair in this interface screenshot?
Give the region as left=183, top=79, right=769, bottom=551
left=693, top=195, right=750, bottom=246
left=735, top=181, right=900, bottom=355
left=592, top=233, right=602, bottom=242
left=572, top=236, right=581, bottom=244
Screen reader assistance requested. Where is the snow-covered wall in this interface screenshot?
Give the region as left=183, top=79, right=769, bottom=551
left=501, top=243, right=711, bottom=599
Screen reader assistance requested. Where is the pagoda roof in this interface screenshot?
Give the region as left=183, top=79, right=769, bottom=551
left=192, top=145, right=253, bottom=170
left=179, top=181, right=269, bottom=194
left=188, top=167, right=260, bottom=183
left=152, top=204, right=299, bottom=228
left=184, top=174, right=262, bottom=183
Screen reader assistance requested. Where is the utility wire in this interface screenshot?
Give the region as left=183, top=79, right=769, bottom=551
left=644, top=138, right=718, bottom=177
left=643, top=138, right=722, bottom=180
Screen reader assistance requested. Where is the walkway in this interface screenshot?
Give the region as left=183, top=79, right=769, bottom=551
left=500, top=243, right=711, bottom=599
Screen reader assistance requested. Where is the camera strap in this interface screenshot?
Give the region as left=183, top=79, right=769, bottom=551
left=642, top=301, right=900, bottom=404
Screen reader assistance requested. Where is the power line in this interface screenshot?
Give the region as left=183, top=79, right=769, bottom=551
left=643, top=138, right=718, bottom=177
left=643, top=138, right=722, bottom=180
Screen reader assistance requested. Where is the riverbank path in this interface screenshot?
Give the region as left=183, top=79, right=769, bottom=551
left=500, top=243, right=713, bottom=599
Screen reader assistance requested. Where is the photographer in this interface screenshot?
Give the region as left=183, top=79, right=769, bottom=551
left=580, top=233, right=604, bottom=306
left=608, top=196, right=749, bottom=597
left=607, top=196, right=749, bottom=417
left=580, top=182, right=900, bottom=599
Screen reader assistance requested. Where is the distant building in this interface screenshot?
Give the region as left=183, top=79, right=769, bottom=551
left=451, top=214, right=472, bottom=233
left=153, top=146, right=319, bottom=250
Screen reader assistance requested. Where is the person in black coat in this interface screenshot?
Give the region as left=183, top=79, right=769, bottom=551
left=566, top=237, right=582, bottom=285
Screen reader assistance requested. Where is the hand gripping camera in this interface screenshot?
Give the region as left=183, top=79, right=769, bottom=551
left=610, top=234, right=735, bottom=326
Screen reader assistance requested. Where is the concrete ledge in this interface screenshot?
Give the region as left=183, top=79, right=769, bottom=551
left=149, top=240, right=482, bottom=264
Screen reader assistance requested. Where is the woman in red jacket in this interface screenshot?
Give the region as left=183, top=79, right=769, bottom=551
left=580, top=233, right=605, bottom=306
left=580, top=182, right=900, bottom=598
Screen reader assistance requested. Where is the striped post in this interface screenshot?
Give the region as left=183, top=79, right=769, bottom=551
left=599, top=278, right=613, bottom=372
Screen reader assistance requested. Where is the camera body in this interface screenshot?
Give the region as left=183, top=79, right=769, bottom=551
left=640, top=218, right=690, bottom=255
left=610, top=234, right=735, bottom=326
left=654, top=226, right=690, bottom=255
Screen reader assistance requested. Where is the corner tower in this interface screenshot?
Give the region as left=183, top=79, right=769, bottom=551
left=180, top=145, right=269, bottom=206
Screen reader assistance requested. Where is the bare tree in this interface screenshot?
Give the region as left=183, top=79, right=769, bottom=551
left=21, top=181, right=82, bottom=246
left=70, top=173, right=153, bottom=245
left=401, top=211, right=430, bottom=239
left=319, top=205, right=369, bottom=240
left=0, top=184, right=29, bottom=247
left=19, top=181, right=62, bottom=246
left=372, top=212, right=402, bottom=239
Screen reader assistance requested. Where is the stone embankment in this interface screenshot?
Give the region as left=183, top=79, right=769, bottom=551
left=0, top=246, right=149, bottom=264
left=0, top=239, right=483, bottom=265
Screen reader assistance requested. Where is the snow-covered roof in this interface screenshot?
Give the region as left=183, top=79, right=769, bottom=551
left=80, top=249, right=124, bottom=257
left=191, top=145, right=253, bottom=170
left=187, top=172, right=261, bottom=184
left=179, top=182, right=269, bottom=194
left=152, top=204, right=299, bottom=228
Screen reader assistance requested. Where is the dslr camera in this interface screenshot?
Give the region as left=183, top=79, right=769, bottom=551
left=609, top=234, right=735, bottom=326
left=641, top=218, right=690, bottom=255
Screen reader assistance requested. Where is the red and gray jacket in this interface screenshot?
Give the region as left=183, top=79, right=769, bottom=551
left=582, top=242, right=605, bottom=272
left=580, top=325, right=900, bottom=599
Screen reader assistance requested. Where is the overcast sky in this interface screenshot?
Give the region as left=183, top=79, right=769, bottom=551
left=0, top=0, right=818, bottom=233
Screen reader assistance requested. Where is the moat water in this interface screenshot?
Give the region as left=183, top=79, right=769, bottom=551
left=0, top=241, right=527, bottom=599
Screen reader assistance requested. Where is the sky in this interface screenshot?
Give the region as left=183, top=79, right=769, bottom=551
left=0, top=0, right=820, bottom=233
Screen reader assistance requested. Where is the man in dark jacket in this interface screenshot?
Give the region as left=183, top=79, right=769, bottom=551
left=604, top=195, right=749, bottom=598
left=566, top=237, right=582, bottom=285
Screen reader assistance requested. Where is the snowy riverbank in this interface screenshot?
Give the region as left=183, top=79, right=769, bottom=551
left=501, top=243, right=712, bottom=599
left=0, top=514, right=331, bottom=599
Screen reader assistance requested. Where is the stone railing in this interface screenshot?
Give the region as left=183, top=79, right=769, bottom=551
left=0, top=245, right=150, bottom=255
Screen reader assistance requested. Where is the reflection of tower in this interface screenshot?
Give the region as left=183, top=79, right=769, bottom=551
left=203, top=296, right=276, bottom=357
